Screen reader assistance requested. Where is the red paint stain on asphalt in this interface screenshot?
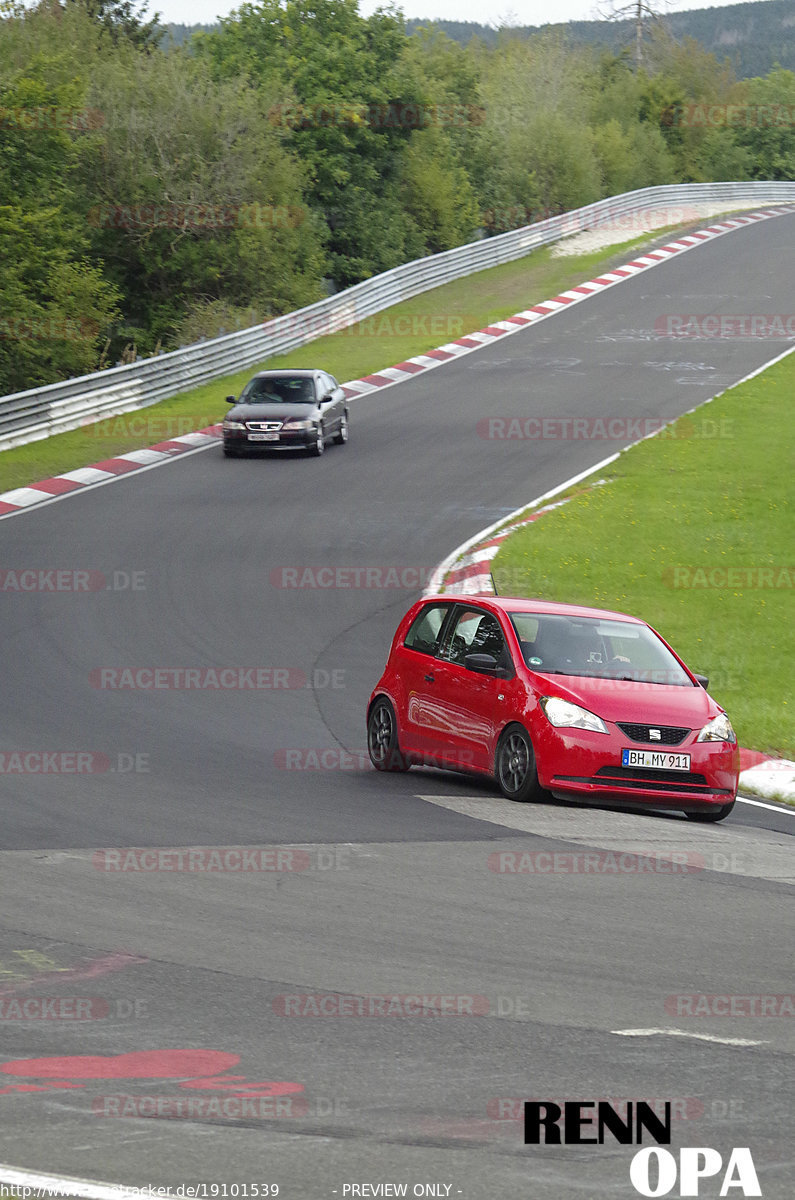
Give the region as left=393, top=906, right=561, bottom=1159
left=1, top=1049, right=240, bottom=1080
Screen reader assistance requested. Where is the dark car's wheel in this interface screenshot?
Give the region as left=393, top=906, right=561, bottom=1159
left=686, top=800, right=736, bottom=823
left=367, top=697, right=408, bottom=772
left=496, top=724, right=545, bottom=803
left=310, top=423, right=325, bottom=456
left=333, top=413, right=348, bottom=445
left=223, top=445, right=239, bottom=458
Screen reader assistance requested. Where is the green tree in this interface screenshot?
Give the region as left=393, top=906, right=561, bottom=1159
left=734, top=67, right=795, bottom=179
left=79, top=44, right=326, bottom=353
left=641, top=30, right=747, bottom=181
left=400, top=126, right=479, bottom=253
left=0, top=61, right=119, bottom=391
left=198, top=0, right=475, bottom=285
left=587, top=50, right=675, bottom=189
left=470, top=34, right=601, bottom=226
left=66, top=0, right=162, bottom=52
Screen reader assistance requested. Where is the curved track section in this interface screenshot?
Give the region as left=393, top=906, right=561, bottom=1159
left=0, top=213, right=792, bottom=1197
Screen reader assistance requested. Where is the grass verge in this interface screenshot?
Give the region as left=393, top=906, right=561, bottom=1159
left=0, top=225, right=699, bottom=495
left=491, top=350, right=795, bottom=760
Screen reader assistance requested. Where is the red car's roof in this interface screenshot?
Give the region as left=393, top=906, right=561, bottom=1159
left=422, top=595, right=646, bottom=624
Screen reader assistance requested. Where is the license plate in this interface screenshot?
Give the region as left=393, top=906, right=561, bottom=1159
left=248, top=432, right=279, bottom=442
left=622, top=748, right=691, bottom=771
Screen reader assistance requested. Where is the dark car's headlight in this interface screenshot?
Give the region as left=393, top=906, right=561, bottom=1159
left=224, top=420, right=246, bottom=431
left=282, top=418, right=315, bottom=431
left=696, top=713, right=736, bottom=743
left=540, top=696, right=608, bottom=734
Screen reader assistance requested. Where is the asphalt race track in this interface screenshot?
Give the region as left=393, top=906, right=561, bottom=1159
left=0, top=212, right=793, bottom=1199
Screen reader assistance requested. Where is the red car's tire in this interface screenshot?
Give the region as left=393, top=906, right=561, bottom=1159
left=367, top=697, right=408, bottom=772
left=495, top=723, right=546, bottom=803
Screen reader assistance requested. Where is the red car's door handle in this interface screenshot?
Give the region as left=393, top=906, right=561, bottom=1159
left=424, top=673, right=435, bottom=682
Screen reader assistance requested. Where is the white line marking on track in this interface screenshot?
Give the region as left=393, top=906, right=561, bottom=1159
left=737, top=795, right=795, bottom=815
left=611, top=1029, right=765, bottom=1046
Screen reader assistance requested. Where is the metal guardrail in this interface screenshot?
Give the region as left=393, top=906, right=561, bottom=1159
left=2, top=182, right=794, bottom=452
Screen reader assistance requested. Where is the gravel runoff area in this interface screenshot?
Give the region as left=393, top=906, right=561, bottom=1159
left=550, top=200, right=775, bottom=256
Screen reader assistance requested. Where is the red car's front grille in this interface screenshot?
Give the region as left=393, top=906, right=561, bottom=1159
left=616, top=722, right=690, bottom=746
left=594, top=766, right=715, bottom=793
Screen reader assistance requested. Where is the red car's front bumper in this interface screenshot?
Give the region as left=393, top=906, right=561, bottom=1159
left=534, top=724, right=739, bottom=810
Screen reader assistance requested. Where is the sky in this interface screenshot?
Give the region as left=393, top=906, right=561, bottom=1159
left=155, top=0, right=772, bottom=31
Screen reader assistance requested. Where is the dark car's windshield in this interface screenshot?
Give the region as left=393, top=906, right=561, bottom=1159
left=509, top=613, right=693, bottom=686
left=240, top=377, right=316, bottom=404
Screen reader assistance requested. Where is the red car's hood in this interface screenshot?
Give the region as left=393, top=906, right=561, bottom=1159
left=531, top=672, right=719, bottom=728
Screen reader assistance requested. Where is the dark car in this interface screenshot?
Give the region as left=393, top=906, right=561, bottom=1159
left=367, top=595, right=740, bottom=822
left=222, top=369, right=348, bottom=457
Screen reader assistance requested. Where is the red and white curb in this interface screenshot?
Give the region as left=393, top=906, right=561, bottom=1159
left=0, top=428, right=223, bottom=517
left=737, top=751, right=795, bottom=803
left=1, top=205, right=793, bottom=521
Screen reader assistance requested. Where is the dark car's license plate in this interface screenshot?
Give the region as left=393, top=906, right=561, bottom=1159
left=248, top=432, right=279, bottom=442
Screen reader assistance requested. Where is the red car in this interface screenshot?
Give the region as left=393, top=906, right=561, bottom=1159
left=366, top=596, right=739, bottom=821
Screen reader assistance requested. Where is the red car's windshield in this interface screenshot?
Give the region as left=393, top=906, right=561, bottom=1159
left=508, top=612, right=693, bottom=686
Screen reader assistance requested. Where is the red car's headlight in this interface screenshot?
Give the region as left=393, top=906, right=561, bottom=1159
left=540, top=696, right=608, bottom=734
left=696, top=713, right=737, bottom=743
